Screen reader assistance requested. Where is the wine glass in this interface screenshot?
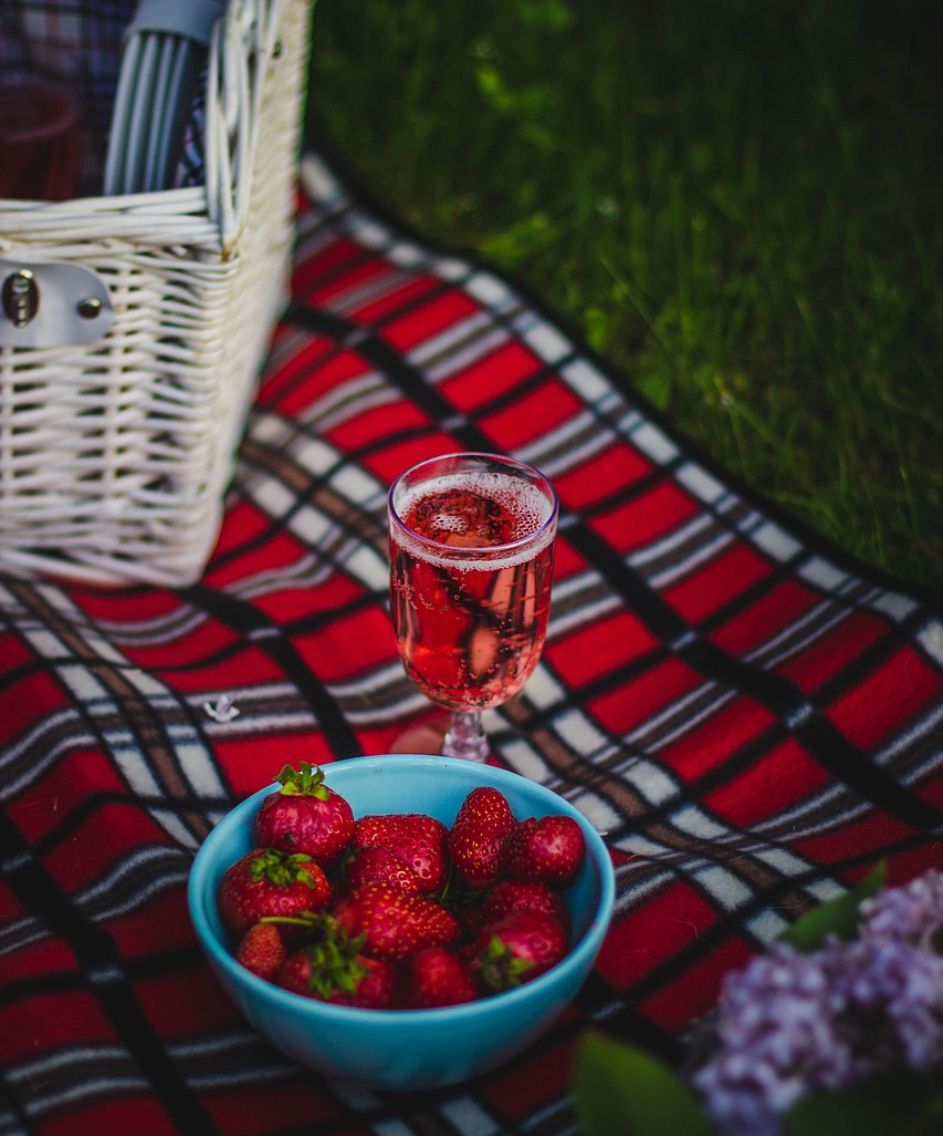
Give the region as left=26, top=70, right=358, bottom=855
left=0, top=80, right=81, bottom=201
left=387, top=451, right=559, bottom=761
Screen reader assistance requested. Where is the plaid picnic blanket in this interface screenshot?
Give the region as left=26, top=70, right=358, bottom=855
left=1, top=145, right=942, bottom=1135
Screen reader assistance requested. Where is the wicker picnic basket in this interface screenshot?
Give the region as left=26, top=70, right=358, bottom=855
left=0, top=0, right=312, bottom=586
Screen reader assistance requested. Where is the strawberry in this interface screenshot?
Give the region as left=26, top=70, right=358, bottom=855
left=456, top=893, right=492, bottom=940
left=354, top=812, right=444, bottom=847
left=218, top=847, right=331, bottom=936
left=352, top=813, right=448, bottom=895
left=253, top=762, right=354, bottom=865
left=235, top=920, right=287, bottom=981
left=408, top=946, right=477, bottom=1008
left=503, top=814, right=586, bottom=884
left=343, top=845, right=420, bottom=895
left=278, top=931, right=397, bottom=1009
left=480, top=879, right=569, bottom=931
left=332, top=881, right=459, bottom=963
left=474, top=911, right=569, bottom=993
left=448, top=786, right=517, bottom=889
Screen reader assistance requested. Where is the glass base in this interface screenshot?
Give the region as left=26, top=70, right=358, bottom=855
left=442, top=711, right=489, bottom=762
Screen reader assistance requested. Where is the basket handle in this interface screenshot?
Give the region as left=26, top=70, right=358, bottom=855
left=205, top=0, right=285, bottom=252
left=103, top=0, right=226, bottom=197
left=127, top=0, right=224, bottom=41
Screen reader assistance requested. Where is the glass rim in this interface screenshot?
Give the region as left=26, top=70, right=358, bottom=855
left=387, top=450, right=560, bottom=557
left=0, top=80, right=80, bottom=142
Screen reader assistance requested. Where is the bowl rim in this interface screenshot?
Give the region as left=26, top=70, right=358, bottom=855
left=188, top=753, right=616, bottom=1026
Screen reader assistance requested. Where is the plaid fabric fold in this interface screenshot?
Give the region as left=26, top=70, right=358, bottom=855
left=1, top=148, right=941, bottom=1135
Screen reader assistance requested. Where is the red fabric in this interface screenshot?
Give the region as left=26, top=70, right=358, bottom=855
left=1, top=151, right=941, bottom=1135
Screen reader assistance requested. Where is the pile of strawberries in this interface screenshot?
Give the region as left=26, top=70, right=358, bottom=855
left=217, top=762, right=586, bottom=1010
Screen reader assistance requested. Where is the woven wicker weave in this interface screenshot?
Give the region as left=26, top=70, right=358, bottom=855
left=0, top=0, right=311, bottom=585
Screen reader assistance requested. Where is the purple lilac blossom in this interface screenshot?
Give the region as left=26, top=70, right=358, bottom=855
left=691, top=943, right=853, bottom=1136
left=834, top=939, right=943, bottom=1072
left=859, top=868, right=943, bottom=955
left=691, top=871, right=943, bottom=1136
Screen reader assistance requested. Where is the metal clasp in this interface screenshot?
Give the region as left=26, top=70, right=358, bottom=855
left=2, top=269, right=40, bottom=328
left=0, top=260, right=114, bottom=347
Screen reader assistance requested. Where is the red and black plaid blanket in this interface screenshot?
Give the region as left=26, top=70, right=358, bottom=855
left=2, top=148, right=942, bottom=1135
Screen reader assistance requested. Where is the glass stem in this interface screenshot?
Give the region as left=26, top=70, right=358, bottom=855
left=442, top=711, right=489, bottom=762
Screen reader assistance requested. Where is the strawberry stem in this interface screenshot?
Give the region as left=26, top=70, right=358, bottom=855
left=478, top=935, right=535, bottom=992
left=260, top=913, right=323, bottom=928
left=248, top=848, right=319, bottom=888
left=275, top=761, right=330, bottom=801
left=291, top=916, right=370, bottom=998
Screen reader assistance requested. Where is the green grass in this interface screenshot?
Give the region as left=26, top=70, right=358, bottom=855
left=306, top=0, right=943, bottom=596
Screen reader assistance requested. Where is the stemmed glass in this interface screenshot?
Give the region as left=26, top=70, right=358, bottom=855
left=387, top=452, right=559, bottom=761
left=0, top=80, right=80, bottom=201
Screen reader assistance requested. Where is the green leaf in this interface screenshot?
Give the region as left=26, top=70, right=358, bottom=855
left=571, top=1031, right=712, bottom=1136
left=779, top=861, right=886, bottom=952
left=517, top=0, right=573, bottom=32
left=637, top=368, right=673, bottom=410
left=784, top=1066, right=943, bottom=1136
left=475, top=64, right=513, bottom=113
left=276, top=761, right=328, bottom=799
left=584, top=305, right=611, bottom=354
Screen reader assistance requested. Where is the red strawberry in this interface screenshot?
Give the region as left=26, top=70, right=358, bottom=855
left=354, top=812, right=444, bottom=847
left=218, top=847, right=331, bottom=936
left=352, top=813, right=448, bottom=894
left=448, top=786, right=517, bottom=889
left=480, top=879, right=569, bottom=931
left=343, top=845, right=420, bottom=895
left=474, top=911, right=569, bottom=993
left=235, top=920, right=288, bottom=981
left=332, top=881, right=459, bottom=963
left=278, top=936, right=397, bottom=1009
left=503, top=815, right=586, bottom=884
left=253, top=762, right=354, bottom=865
left=408, top=946, right=477, bottom=1008
left=456, top=894, right=492, bottom=940
left=454, top=940, right=479, bottom=972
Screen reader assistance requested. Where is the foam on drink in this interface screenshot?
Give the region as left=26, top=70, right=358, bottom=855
left=393, top=470, right=555, bottom=572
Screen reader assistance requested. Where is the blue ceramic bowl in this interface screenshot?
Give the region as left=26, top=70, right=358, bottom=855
left=188, top=754, right=615, bottom=1089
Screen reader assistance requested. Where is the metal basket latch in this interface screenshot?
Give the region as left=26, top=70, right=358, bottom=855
left=0, top=260, right=115, bottom=347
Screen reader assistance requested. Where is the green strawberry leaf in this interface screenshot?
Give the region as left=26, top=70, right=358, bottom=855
left=249, top=848, right=318, bottom=888
left=778, top=861, right=886, bottom=952
left=276, top=761, right=329, bottom=799
left=478, top=934, right=534, bottom=992
left=305, top=937, right=368, bottom=999
left=571, top=1031, right=713, bottom=1136
left=784, top=1065, right=943, bottom=1135
left=506, top=955, right=535, bottom=986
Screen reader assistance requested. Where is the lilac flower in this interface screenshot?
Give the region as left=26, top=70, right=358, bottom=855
left=859, top=868, right=943, bottom=955
left=834, top=938, right=943, bottom=1073
left=691, top=943, right=853, bottom=1136
left=690, top=918, right=943, bottom=1135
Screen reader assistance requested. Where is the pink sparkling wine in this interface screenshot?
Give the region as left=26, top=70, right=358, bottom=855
left=390, top=471, right=555, bottom=711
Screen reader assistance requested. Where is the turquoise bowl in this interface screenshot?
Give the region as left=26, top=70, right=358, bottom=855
left=188, top=754, right=615, bottom=1089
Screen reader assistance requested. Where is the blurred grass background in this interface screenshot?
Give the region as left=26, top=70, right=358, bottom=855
left=305, top=0, right=943, bottom=596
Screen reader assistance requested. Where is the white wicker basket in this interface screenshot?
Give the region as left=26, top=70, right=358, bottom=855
left=0, top=0, right=312, bottom=586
